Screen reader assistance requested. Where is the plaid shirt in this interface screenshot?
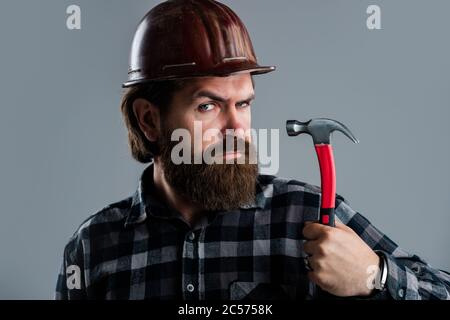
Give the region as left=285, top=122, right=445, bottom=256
left=55, top=164, right=450, bottom=300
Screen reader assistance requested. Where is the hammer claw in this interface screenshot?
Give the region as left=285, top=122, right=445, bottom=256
left=287, top=118, right=359, bottom=145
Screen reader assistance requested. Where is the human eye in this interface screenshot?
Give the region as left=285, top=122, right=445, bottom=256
left=197, top=102, right=217, bottom=112
left=237, top=101, right=252, bottom=109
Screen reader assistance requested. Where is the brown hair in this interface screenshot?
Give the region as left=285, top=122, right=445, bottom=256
left=120, top=80, right=189, bottom=163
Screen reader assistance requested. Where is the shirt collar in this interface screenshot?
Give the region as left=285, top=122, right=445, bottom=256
left=125, top=163, right=265, bottom=228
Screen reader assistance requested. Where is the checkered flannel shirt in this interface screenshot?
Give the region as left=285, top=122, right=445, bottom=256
left=55, top=164, right=450, bottom=300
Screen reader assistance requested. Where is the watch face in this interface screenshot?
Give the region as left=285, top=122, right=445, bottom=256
left=377, top=254, right=387, bottom=290
left=373, top=252, right=387, bottom=291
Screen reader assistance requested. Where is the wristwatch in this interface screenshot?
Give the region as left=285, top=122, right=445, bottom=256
left=374, top=251, right=388, bottom=291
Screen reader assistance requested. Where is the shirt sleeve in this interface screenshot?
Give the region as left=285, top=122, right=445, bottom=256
left=334, top=195, right=450, bottom=300
left=55, top=235, right=87, bottom=300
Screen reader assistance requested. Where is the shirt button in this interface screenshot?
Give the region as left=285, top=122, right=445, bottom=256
left=189, top=232, right=195, bottom=241
left=412, top=265, right=421, bottom=273
left=187, top=284, right=195, bottom=292
left=398, top=288, right=404, bottom=298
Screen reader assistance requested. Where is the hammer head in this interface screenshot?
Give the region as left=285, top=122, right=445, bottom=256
left=286, top=118, right=359, bottom=145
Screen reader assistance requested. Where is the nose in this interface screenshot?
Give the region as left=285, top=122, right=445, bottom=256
left=221, top=106, right=245, bottom=136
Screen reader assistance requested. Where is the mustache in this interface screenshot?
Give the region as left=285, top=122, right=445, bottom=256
left=203, top=136, right=253, bottom=157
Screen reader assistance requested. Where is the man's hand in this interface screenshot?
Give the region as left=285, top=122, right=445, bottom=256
left=303, top=221, right=380, bottom=297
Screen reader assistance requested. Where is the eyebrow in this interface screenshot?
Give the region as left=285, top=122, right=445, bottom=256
left=192, top=90, right=255, bottom=105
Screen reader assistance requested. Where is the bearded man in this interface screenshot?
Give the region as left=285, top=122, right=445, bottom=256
left=56, top=0, right=450, bottom=300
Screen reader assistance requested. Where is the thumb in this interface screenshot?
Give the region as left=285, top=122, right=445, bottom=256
left=302, top=220, right=328, bottom=240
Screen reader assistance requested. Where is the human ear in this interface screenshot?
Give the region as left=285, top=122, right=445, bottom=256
left=132, top=98, right=161, bottom=142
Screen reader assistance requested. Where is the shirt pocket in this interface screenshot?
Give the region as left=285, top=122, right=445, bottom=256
left=229, top=281, right=298, bottom=300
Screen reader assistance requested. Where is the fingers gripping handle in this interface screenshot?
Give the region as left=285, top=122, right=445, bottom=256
left=315, top=144, right=336, bottom=227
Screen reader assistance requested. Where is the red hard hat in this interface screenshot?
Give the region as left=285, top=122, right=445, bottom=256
left=122, top=0, right=276, bottom=87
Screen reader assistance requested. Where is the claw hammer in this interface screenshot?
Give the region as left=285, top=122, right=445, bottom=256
left=286, top=118, right=359, bottom=227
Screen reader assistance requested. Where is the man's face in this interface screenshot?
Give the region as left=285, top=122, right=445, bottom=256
left=164, top=73, right=254, bottom=158
left=156, top=73, right=259, bottom=212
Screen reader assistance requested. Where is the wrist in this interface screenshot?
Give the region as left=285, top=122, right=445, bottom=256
left=360, top=251, right=387, bottom=296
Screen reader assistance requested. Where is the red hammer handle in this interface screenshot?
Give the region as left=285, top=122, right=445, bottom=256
left=314, top=144, right=336, bottom=227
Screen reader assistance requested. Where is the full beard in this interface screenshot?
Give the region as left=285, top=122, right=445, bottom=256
left=158, top=130, right=259, bottom=212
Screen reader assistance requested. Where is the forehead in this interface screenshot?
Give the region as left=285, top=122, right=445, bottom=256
left=181, top=73, right=254, bottom=99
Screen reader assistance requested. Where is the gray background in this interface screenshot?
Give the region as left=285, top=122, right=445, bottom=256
left=0, top=0, right=449, bottom=299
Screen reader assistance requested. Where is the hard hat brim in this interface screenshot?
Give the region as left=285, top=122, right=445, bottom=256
left=122, top=65, right=276, bottom=88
